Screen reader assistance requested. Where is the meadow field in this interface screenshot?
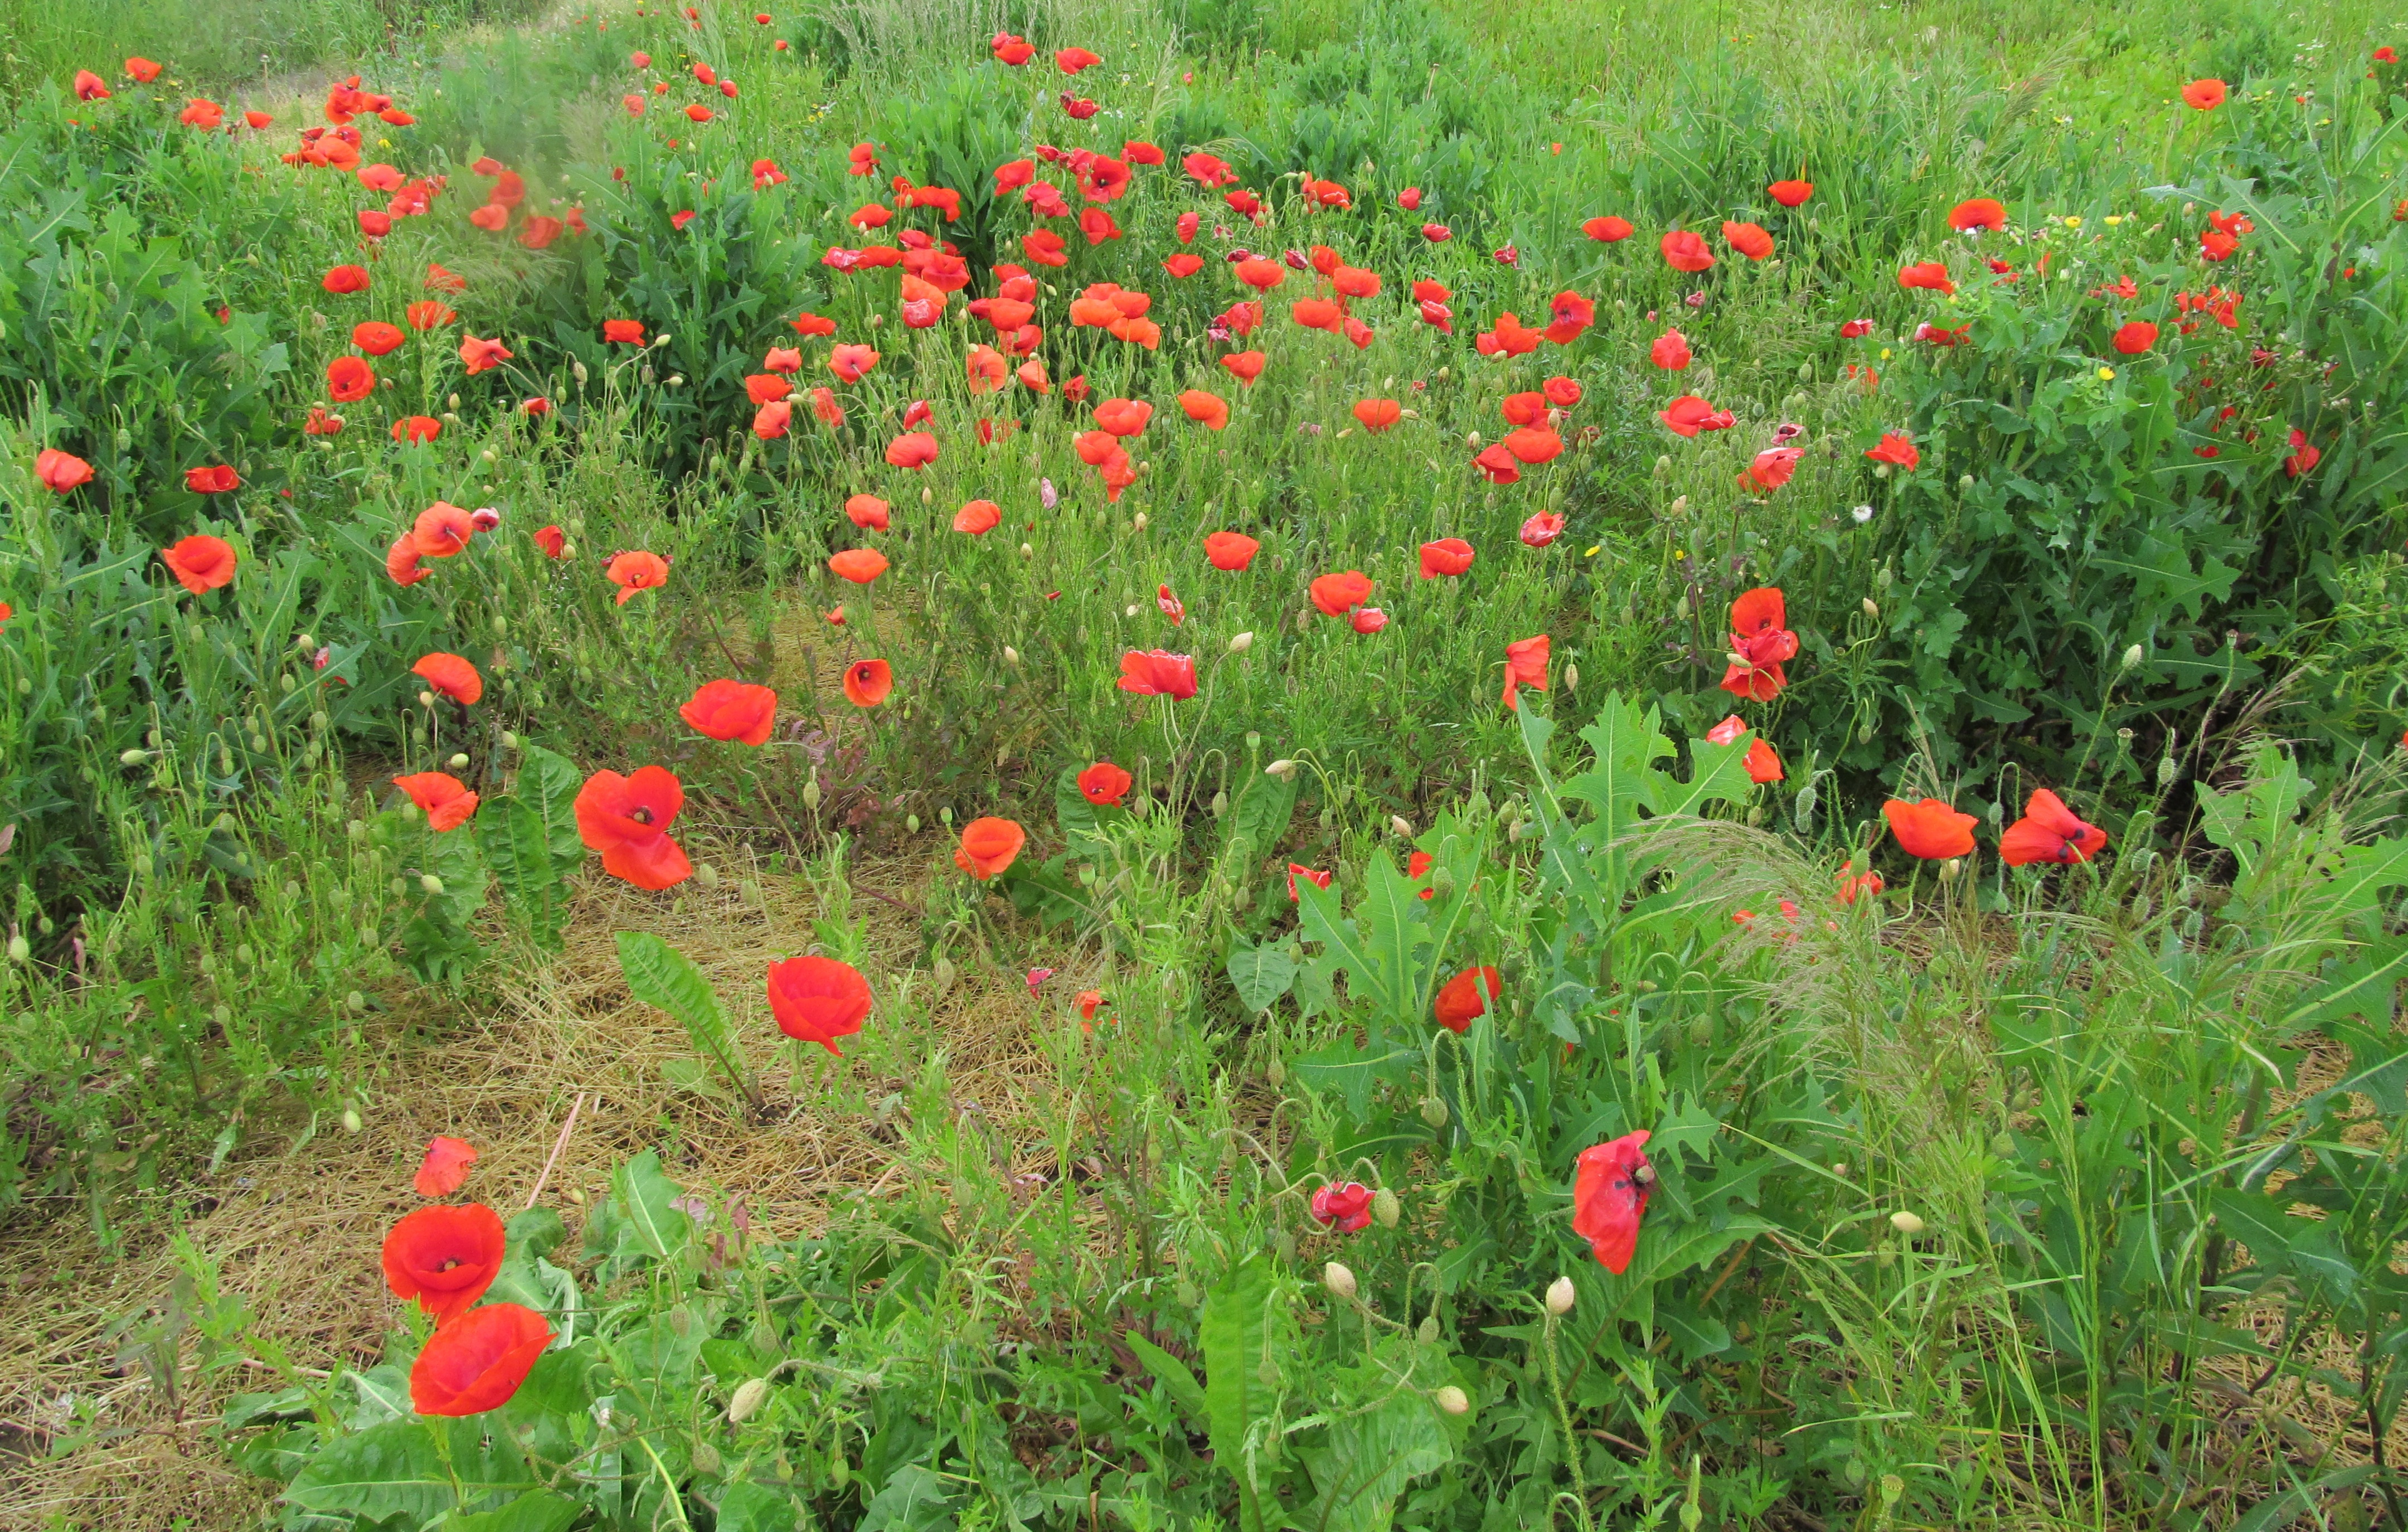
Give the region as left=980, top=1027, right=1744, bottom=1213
left=0, top=0, right=2405, bottom=1526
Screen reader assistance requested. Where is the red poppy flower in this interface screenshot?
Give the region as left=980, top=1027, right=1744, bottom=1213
left=1221, top=351, right=1267, bottom=385
left=1898, top=261, right=1956, bottom=295
left=829, top=549, right=889, bottom=585
left=1883, top=797, right=1978, bottom=860
left=1504, top=428, right=1564, bottom=465
left=380, top=1203, right=506, bottom=1322
left=1056, top=45, right=1101, bottom=72
left=386, top=535, right=428, bottom=586
left=1352, top=398, right=1401, bottom=433
left=1948, top=198, right=2007, bottom=232
left=992, top=32, right=1034, bottom=64
left=2286, top=429, right=2321, bottom=478
left=1575, top=215, right=1630, bottom=243
left=1722, top=220, right=1774, bottom=260
left=952, top=499, right=1001, bottom=536
left=153, top=534, right=236, bottom=597
left=574, top=766, right=692, bottom=889
left=1998, top=788, right=2108, bottom=866
left=1350, top=607, right=1388, bottom=634
left=391, top=415, right=441, bottom=445
left=1768, top=179, right=1813, bottom=207
left=1572, top=1131, right=1654, bottom=1274
left=322, top=264, right=371, bottom=295
left=766, top=955, right=873, bottom=1055
left=604, top=550, right=668, bottom=605
left=1473, top=444, right=1521, bottom=484
left=1720, top=588, right=1796, bottom=701
left=1095, top=398, right=1153, bottom=438
left=603, top=318, right=645, bottom=345
left=327, top=356, right=375, bottom=401
left=1286, top=863, right=1334, bottom=901
left=352, top=322, right=405, bottom=357
left=2181, top=78, right=2227, bottom=110
left=532, top=525, right=565, bottom=559
left=412, top=652, right=483, bottom=705
left=1417, top=537, right=1474, bottom=579
left=681, top=679, right=777, bottom=745
left=395, top=772, right=480, bottom=832
left=1078, top=762, right=1133, bottom=806
left=841, top=658, right=892, bottom=707
left=1163, top=388, right=1230, bottom=432
left=412, top=1136, right=478, bottom=1197
left=1309, top=570, right=1373, bottom=616
left=410, top=1301, right=551, bottom=1417
left=1742, top=447, right=1803, bottom=492
left=35, top=449, right=93, bottom=494
left=1520, top=511, right=1566, bottom=547
left=1310, top=1181, right=1373, bottom=1232
left=406, top=501, right=470, bottom=560
left=884, top=432, right=939, bottom=469
left=1650, top=329, right=1692, bottom=370
left=1865, top=432, right=1919, bottom=469
left=1433, top=966, right=1502, bottom=1034
left=1741, top=737, right=1783, bottom=784
left=955, top=817, right=1026, bottom=880
left=2112, top=321, right=2158, bottom=355
left=1659, top=229, right=1715, bottom=272
left=1118, top=649, right=1197, bottom=698
left=1204, top=531, right=1260, bottom=570
left=752, top=400, right=792, bottom=439
left=459, top=334, right=511, bottom=374
left=1658, top=395, right=1734, bottom=437
left=1291, top=295, right=1342, bottom=331
left=1502, top=634, right=1550, bottom=709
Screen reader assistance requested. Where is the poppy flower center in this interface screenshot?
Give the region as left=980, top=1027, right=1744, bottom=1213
left=629, top=807, right=654, bottom=826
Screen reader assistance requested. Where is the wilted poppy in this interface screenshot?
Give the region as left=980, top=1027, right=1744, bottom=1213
left=1204, top=531, right=1259, bottom=571
left=767, top=955, right=873, bottom=1055
left=1352, top=398, right=1401, bottom=433
left=410, top=1301, right=551, bottom=1417
left=1571, top=1131, right=1654, bottom=1274
left=575, top=766, right=692, bottom=889
left=1660, top=230, right=1715, bottom=272
left=1502, top=634, right=1550, bottom=708
left=681, top=679, right=777, bottom=745
left=1078, top=761, right=1133, bottom=805
left=604, top=550, right=668, bottom=605
left=1419, top=537, right=1474, bottom=578
left=412, top=652, right=483, bottom=705
left=955, top=817, right=1026, bottom=880
left=380, top=1203, right=506, bottom=1322
left=395, top=772, right=480, bottom=831
left=829, top=548, right=888, bottom=584
left=386, top=535, right=428, bottom=586
left=1118, top=649, right=1197, bottom=698
left=1433, top=966, right=1503, bottom=1034
left=1310, top=1181, right=1373, bottom=1232
left=841, top=658, right=892, bottom=708
left=1883, top=797, right=1978, bottom=860
left=1309, top=570, right=1373, bottom=616
left=1998, top=788, right=2108, bottom=866
left=162, top=535, right=237, bottom=594
left=412, top=1136, right=478, bottom=1196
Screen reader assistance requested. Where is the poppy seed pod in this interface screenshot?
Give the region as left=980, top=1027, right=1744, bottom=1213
left=1323, top=1261, right=1357, bottom=1300
left=1372, top=1188, right=1401, bottom=1228
left=1890, top=1210, right=1926, bottom=1235
left=802, top=778, right=822, bottom=812
left=1545, top=1276, right=1576, bottom=1315
left=1435, top=1385, right=1470, bottom=1415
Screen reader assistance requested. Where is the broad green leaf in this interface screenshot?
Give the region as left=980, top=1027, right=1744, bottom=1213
left=514, top=744, right=589, bottom=882
left=859, top=1463, right=957, bottom=1532
left=1302, top=1386, right=1454, bottom=1532
left=609, top=1148, right=693, bottom=1263
left=1293, top=1032, right=1424, bottom=1122
left=342, top=1363, right=412, bottom=1430
left=1123, top=1331, right=1208, bottom=1422
left=1227, top=767, right=1299, bottom=861
left=1054, top=767, right=1103, bottom=850
left=444, top=1490, right=582, bottom=1532
left=479, top=798, right=565, bottom=948
left=616, top=932, right=745, bottom=1100
left=1201, top=1255, right=1273, bottom=1532
left=1225, top=942, right=1296, bottom=1013
left=284, top=1418, right=450, bottom=1526
left=716, top=1481, right=804, bottom=1532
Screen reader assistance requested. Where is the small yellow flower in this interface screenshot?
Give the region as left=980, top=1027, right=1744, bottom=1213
left=378, top=138, right=391, bottom=148
left=2103, top=215, right=2123, bottom=226
left=2064, top=215, right=2084, bottom=230
left=1583, top=545, right=1601, bottom=557
left=2097, top=366, right=2116, bottom=381
left=1878, top=347, right=1893, bottom=361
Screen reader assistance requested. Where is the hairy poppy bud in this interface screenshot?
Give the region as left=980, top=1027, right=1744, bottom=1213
left=1545, top=1276, right=1576, bottom=1315
left=1002, top=646, right=1021, bottom=666
left=727, top=1376, right=771, bottom=1423
left=499, top=730, right=517, bottom=749
left=1323, top=1261, right=1357, bottom=1300
left=905, top=813, right=921, bottom=833
left=696, top=863, right=720, bottom=889
left=120, top=748, right=151, bottom=766
left=1653, top=454, right=1672, bottom=479
left=1429, top=866, right=1457, bottom=901
left=1372, top=1188, right=1401, bottom=1228
left=1265, top=759, right=1297, bottom=779
left=1211, top=790, right=1228, bottom=817
left=1938, top=859, right=1961, bottom=883
left=572, top=360, right=590, bottom=385
left=1019, top=542, right=1033, bottom=559
left=346, top=991, right=366, bottom=1012
left=2158, top=754, right=2179, bottom=788
left=341, top=1107, right=362, bottom=1133
left=1890, top=1210, right=1926, bottom=1235
left=1669, top=494, right=1690, bottom=517
left=932, top=954, right=955, bottom=991
left=1391, top=815, right=1414, bottom=838
left=802, top=777, right=822, bottom=812
left=1133, top=512, right=1149, bottom=532
left=2121, top=643, right=2145, bottom=671
left=1265, top=1055, right=1285, bottom=1088
left=1435, top=1385, right=1470, bottom=1415
left=1862, top=598, right=1879, bottom=619
left=1228, top=631, right=1254, bottom=653
left=5, top=933, right=26, bottom=964
left=420, top=874, right=445, bottom=895
left=447, top=753, right=469, bottom=769
left=1420, top=1095, right=1449, bottom=1128
left=1564, top=663, right=1580, bottom=692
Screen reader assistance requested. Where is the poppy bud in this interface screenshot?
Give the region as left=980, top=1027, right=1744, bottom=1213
left=1653, top=455, right=1671, bottom=479
left=2121, top=644, right=2145, bottom=671
left=120, top=748, right=151, bottom=766
left=1938, top=859, right=1962, bottom=882
left=1545, top=1276, right=1576, bottom=1315
left=1435, top=1385, right=1470, bottom=1415
left=1228, top=631, right=1254, bottom=653
left=1019, top=542, right=1033, bottom=559
left=1372, top=1188, right=1401, bottom=1228
left=1133, top=512, right=1149, bottom=531
left=1564, top=663, right=1580, bottom=692
left=4, top=933, right=25, bottom=964
left=1420, top=1095, right=1449, bottom=1127
left=573, top=360, right=590, bottom=385
left=1003, top=646, right=1021, bottom=666
left=420, top=874, right=445, bottom=895
left=1669, top=495, right=1690, bottom=517
left=1674, top=595, right=1690, bottom=620
left=1323, top=1261, right=1357, bottom=1300
left=341, top=1107, right=362, bottom=1133
left=728, top=1376, right=771, bottom=1423
left=1863, top=598, right=1879, bottom=619
left=667, top=376, right=684, bottom=387
left=1890, top=1210, right=1926, bottom=1235
left=1266, top=759, right=1296, bottom=779
left=2158, top=754, right=2179, bottom=788
left=906, top=813, right=921, bottom=833
left=921, top=488, right=933, bottom=505
left=1391, top=815, right=1414, bottom=838
left=696, top=863, right=720, bottom=889
left=498, top=731, right=517, bottom=750
left=418, top=690, right=435, bottom=707
left=1211, top=790, right=1229, bottom=817
left=802, top=777, right=822, bottom=812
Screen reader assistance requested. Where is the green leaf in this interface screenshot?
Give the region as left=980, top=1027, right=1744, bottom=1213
left=1225, top=942, right=1297, bottom=1013
left=479, top=798, right=566, bottom=948
left=504, top=1206, right=567, bottom=1263
left=1201, top=1255, right=1273, bottom=1532
left=604, top=1148, right=693, bottom=1266
left=284, top=1418, right=450, bottom=1526
left=513, top=744, right=589, bottom=883
left=859, top=1463, right=957, bottom=1532
left=1302, top=1387, right=1455, bottom=1532
left=1227, top=767, right=1299, bottom=861
left=1293, top=1032, right=1424, bottom=1122
left=1123, top=1331, right=1208, bottom=1422
left=715, top=1481, right=803, bottom=1532
left=444, top=1490, right=582, bottom=1532
left=616, top=932, right=747, bottom=1104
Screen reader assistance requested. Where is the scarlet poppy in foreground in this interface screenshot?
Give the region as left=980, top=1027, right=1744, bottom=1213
left=410, top=1301, right=552, bottom=1416
left=1720, top=588, right=1797, bottom=702
left=1865, top=432, right=1919, bottom=469
left=1502, top=634, right=1550, bottom=708
left=1310, top=1181, right=1373, bottom=1232
left=1434, top=966, right=1503, bottom=1034
left=1118, top=649, right=1197, bottom=698
left=381, top=1203, right=506, bottom=1322
left=1883, top=797, right=1978, bottom=860
left=1571, top=1130, right=1654, bottom=1274
left=1419, top=538, right=1474, bottom=579
left=394, top=772, right=479, bottom=831
left=574, top=766, right=693, bottom=890
left=828, top=548, right=888, bottom=584
left=767, top=956, right=872, bottom=1054
left=1204, top=531, right=1259, bottom=570
left=412, top=1136, right=478, bottom=1197
left=412, top=652, right=483, bottom=705
left=1078, top=761, right=1133, bottom=805
left=842, top=658, right=892, bottom=707
left=36, top=449, right=95, bottom=493
left=162, top=535, right=237, bottom=594
left=605, top=550, right=669, bottom=604
left=1998, top=788, right=2108, bottom=866
left=955, top=817, right=1027, bottom=880
left=681, top=679, right=777, bottom=744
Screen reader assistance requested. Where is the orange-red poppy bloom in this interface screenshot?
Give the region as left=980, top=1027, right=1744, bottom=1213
left=353, top=321, right=406, bottom=356
left=459, top=335, right=511, bottom=374
left=1883, top=797, right=1978, bottom=860
left=1078, top=761, right=1133, bottom=805
left=955, top=817, right=1026, bottom=880
left=1583, top=215, right=1634, bottom=241
left=412, top=1136, right=478, bottom=1197
left=1865, top=432, right=1919, bottom=469
left=1898, top=261, right=1956, bottom=295
left=842, top=658, right=892, bottom=707
left=842, top=496, right=890, bottom=532
left=322, top=264, right=370, bottom=294
left=386, top=535, right=427, bottom=586
left=953, top=499, right=1001, bottom=535
left=575, top=766, right=692, bottom=889
left=768, top=956, right=873, bottom=1054
left=327, top=356, right=376, bottom=401
left=1204, top=531, right=1259, bottom=571
left=1742, top=447, right=1803, bottom=492
left=1722, top=221, right=1774, bottom=260
left=395, top=772, right=480, bottom=831
left=35, top=449, right=93, bottom=493
left=411, top=501, right=473, bottom=559
left=603, top=319, right=645, bottom=344
left=2181, top=78, right=2227, bottom=110
left=1474, top=444, right=1522, bottom=484
left=162, top=535, right=237, bottom=594
left=1572, top=1131, right=1654, bottom=1274
left=1094, top=398, right=1153, bottom=438
left=1419, top=537, right=1474, bottom=579
left=1769, top=179, right=1813, bottom=207
left=681, top=679, right=777, bottom=744
left=1352, top=398, right=1401, bottom=433
left=1118, top=649, right=1197, bottom=698
left=1503, top=634, right=1550, bottom=709
left=380, top=1203, right=505, bottom=1322
left=393, top=415, right=443, bottom=445
left=1221, top=351, right=1266, bottom=385
left=1998, top=788, right=2108, bottom=866
left=605, top=550, right=669, bottom=604
left=885, top=432, right=939, bottom=468
left=1948, top=198, right=2007, bottom=232
left=1660, top=230, right=1715, bottom=272
left=1178, top=389, right=1229, bottom=429
left=1309, top=570, right=1373, bottom=616
left=410, top=1301, right=551, bottom=1417
left=1659, top=395, right=1735, bottom=437
left=2112, top=321, right=2158, bottom=355
left=829, top=549, right=888, bottom=584
left=1503, top=427, right=1564, bottom=465
left=1720, top=587, right=1797, bottom=701
left=412, top=652, right=483, bottom=705
left=1434, top=966, right=1503, bottom=1034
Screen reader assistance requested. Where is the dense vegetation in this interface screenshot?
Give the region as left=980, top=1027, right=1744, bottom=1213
left=1, top=0, right=2405, bottom=1525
